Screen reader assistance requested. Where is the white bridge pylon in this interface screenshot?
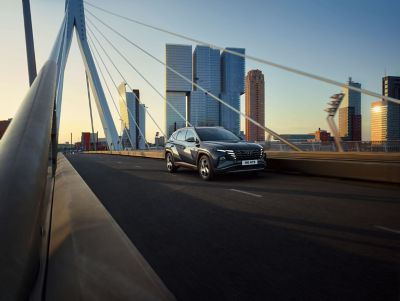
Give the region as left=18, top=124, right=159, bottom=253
left=55, top=0, right=121, bottom=150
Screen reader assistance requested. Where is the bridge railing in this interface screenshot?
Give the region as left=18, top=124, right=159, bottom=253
left=0, top=60, right=58, bottom=299
left=263, top=141, right=400, bottom=153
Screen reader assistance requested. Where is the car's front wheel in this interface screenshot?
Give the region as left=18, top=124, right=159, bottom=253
left=198, top=155, right=214, bottom=181
left=166, top=152, right=178, bottom=173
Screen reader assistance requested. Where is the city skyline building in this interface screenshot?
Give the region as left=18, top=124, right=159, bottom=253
left=339, top=77, right=362, bottom=141
left=382, top=76, right=400, bottom=140
left=220, top=48, right=245, bottom=135
left=165, top=44, right=192, bottom=136
left=192, top=45, right=221, bottom=126
left=119, top=84, right=146, bottom=149
left=245, top=69, right=265, bottom=142
left=370, top=101, right=388, bottom=141
left=314, top=128, right=333, bottom=143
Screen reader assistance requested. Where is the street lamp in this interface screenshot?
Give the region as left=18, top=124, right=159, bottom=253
left=325, top=93, right=344, bottom=152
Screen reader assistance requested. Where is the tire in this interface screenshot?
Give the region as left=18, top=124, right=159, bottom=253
left=198, top=155, right=214, bottom=181
left=166, top=152, right=178, bottom=173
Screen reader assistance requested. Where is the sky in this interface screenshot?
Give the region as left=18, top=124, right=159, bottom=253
left=0, top=0, right=399, bottom=143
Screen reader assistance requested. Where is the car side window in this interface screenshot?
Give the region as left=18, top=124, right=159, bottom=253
left=170, top=131, right=178, bottom=141
left=176, top=130, right=186, bottom=141
left=185, top=129, right=196, bottom=141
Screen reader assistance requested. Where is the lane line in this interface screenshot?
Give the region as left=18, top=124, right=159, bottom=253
left=374, top=225, right=400, bottom=234
left=135, top=165, right=142, bottom=168
left=229, top=189, right=262, bottom=198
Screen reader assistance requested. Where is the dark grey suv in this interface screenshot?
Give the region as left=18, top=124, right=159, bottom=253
left=165, top=126, right=266, bottom=180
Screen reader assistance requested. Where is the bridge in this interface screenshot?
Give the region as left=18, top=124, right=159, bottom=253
left=0, top=1, right=399, bottom=300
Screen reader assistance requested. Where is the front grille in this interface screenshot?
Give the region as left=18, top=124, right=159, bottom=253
left=234, top=149, right=262, bottom=160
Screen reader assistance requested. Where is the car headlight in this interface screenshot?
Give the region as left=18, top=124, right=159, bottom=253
left=216, top=149, right=236, bottom=160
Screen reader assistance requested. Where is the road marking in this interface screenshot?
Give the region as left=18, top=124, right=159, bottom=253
left=374, top=225, right=400, bottom=234
left=135, top=165, right=142, bottom=168
left=229, top=189, right=262, bottom=198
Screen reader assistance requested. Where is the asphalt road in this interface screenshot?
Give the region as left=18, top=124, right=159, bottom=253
left=66, top=154, right=400, bottom=301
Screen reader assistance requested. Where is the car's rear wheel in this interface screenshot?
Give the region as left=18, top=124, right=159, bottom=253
left=198, top=155, right=214, bottom=181
left=166, top=152, right=178, bottom=173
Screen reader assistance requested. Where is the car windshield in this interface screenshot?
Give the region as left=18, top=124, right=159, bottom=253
left=196, top=128, right=240, bottom=142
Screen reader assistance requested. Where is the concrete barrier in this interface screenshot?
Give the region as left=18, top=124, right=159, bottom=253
left=267, top=152, right=400, bottom=184
left=85, top=150, right=165, bottom=159
left=82, top=150, right=400, bottom=184
left=46, top=154, right=175, bottom=301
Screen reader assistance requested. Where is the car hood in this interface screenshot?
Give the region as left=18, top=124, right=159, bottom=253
left=202, top=141, right=262, bottom=150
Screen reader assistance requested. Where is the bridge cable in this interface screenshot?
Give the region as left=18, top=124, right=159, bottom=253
left=86, top=12, right=300, bottom=151
left=85, top=17, right=192, bottom=130
left=86, top=25, right=166, bottom=138
left=85, top=71, right=97, bottom=150
left=88, top=38, right=144, bottom=149
left=88, top=33, right=150, bottom=149
left=89, top=41, right=131, bottom=149
left=84, top=1, right=400, bottom=106
left=88, top=35, right=150, bottom=150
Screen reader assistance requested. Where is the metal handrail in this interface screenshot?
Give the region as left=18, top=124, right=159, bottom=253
left=0, top=60, right=58, bottom=299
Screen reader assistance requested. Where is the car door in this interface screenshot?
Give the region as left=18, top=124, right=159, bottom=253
left=168, top=131, right=180, bottom=161
left=182, top=129, right=199, bottom=164
left=174, top=129, right=187, bottom=162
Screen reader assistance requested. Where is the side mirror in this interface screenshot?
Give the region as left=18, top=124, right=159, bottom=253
left=186, top=137, right=196, bottom=143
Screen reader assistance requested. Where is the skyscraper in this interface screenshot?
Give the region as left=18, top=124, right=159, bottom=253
left=339, top=77, right=362, bottom=141
left=245, top=70, right=265, bottom=142
left=383, top=76, right=400, bottom=140
left=220, top=48, right=245, bottom=135
left=119, top=84, right=146, bottom=149
left=192, top=46, right=221, bottom=126
left=165, top=44, right=192, bottom=136
left=370, top=101, right=387, bottom=141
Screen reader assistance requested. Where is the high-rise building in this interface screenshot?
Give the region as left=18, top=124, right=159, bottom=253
left=220, top=48, right=245, bottom=135
left=382, top=76, right=400, bottom=140
left=192, top=46, right=220, bottom=126
left=245, top=70, right=265, bottom=142
left=370, top=101, right=388, bottom=141
left=189, top=90, right=207, bottom=126
left=119, top=84, right=146, bottom=149
left=165, top=44, right=192, bottom=137
left=339, top=77, right=362, bottom=141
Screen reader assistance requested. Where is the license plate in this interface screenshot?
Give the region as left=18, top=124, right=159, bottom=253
left=242, top=160, right=258, bottom=166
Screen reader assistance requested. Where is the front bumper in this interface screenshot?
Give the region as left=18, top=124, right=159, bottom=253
left=214, top=159, right=266, bottom=174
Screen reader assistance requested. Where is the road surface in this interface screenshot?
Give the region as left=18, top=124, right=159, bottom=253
left=66, top=154, right=400, bottom=301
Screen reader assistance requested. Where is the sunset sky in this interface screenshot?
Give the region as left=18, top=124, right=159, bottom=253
left=0, top=0, right=399, bottom=143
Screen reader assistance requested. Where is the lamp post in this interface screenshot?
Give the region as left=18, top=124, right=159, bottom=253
left=325, top=93, right=344, bottom=152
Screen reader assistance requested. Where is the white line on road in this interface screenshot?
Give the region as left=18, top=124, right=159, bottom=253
left=374, top=225, right=400, bottom=234
left=135, top=165, right=142, bottom=168
left=229, top=189, right=262, bottom=198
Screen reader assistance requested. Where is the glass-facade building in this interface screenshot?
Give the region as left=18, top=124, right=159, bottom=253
left=165, top=44, right=245, bottom=136
left=339, top=78, right=362, bottom=141
left=165, top=44, right=192, bottom=137
left=220, top=48, right=245, bottom=135
left=119, top=84, right=146, bottom=149
left=193, top=46, right=221, bottom=126
left=383, top=76, right=400, bottom=140
left=189, top=90, right=207, bottom=126
left=370, top=101, right=388, bottom=141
